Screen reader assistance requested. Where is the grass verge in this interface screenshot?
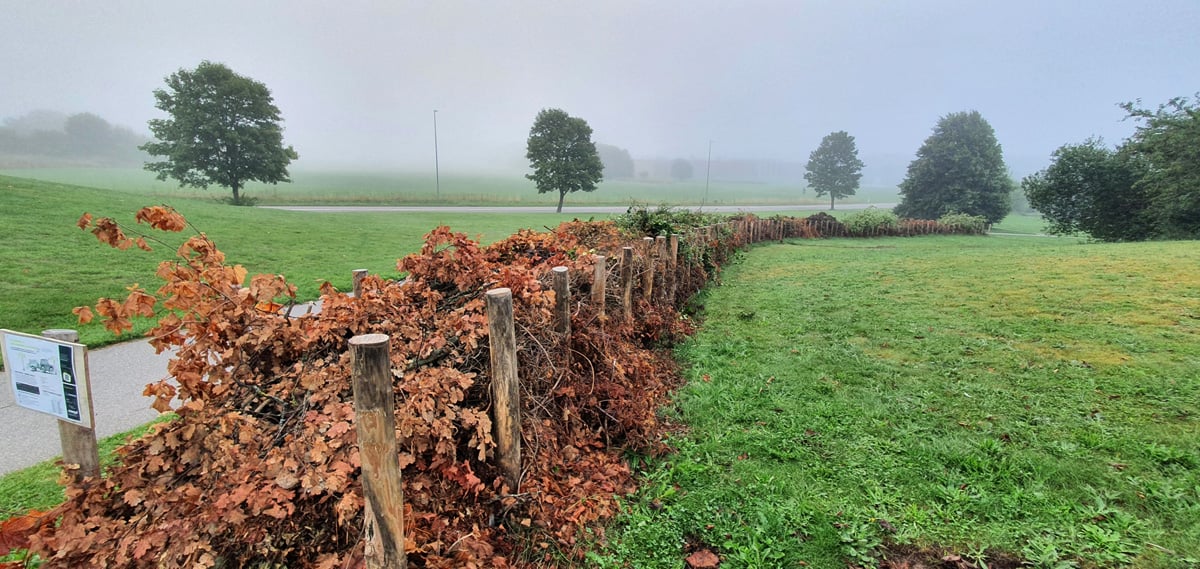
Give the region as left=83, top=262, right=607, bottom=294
left=0, top=414, right=174, bottom=519
left=594, top=235, right=1200, bottom=568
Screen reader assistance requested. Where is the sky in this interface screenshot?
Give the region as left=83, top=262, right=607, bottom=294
left=2, top=0, right=1198, bottom=182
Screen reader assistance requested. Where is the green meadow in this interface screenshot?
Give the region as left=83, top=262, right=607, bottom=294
left=0, top=174, right=600, bottom=348
left=0, top=167, right=901, bottom=207
left=595, top=235, right=1200, bottom=568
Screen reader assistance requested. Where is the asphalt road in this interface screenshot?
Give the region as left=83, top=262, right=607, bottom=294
left=260, top=203, right=897, bottom=214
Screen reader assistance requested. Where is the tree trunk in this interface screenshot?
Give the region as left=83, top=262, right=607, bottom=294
left=830, top=193, right=835, bottom=210
left=557, top=190, right=565, bottom=213
left=232, top=182, right=241, bottom=205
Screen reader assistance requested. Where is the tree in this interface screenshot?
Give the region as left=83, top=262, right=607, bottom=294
left=1119, top=95, right=1200, bottom=238
left=895, top=111, right=1014, bottom=223
left=596, top=143, right=634, bottom=179
left=65, top=112, right=114, bottom=157
left=525, top=108, right=604, bottom=213
left=670, top=158, right=694, bottom=181
left=1022, top=139, right=1152, bottom=241
left=804, top=131, right=864, bottom=210
left=141, top=61, right=298, bottom=204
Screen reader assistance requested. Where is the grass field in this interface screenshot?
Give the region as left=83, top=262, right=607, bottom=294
left=0, top=174, right=612, bottom=349
left=594, top=236, right=1200, bottom=568
left=0, top=167, right=902, bottom=207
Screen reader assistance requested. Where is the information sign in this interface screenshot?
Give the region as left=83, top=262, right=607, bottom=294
left=1, top=329, right=93, bottom=428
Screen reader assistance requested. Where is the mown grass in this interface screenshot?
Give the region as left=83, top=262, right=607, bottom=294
left=0, top=174, right=603, bottom=350
left=0, top=167, right=902, bottom=207
left=594, top=236, right=1200, bottom=568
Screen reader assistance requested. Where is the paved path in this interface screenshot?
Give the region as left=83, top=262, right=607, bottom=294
left=0, top=340, right=172, bottom=475
left=261, top=203, right=897, bottom=214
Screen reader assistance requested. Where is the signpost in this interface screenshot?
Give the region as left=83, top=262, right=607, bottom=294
left=1, top=328, right=99, bottom=479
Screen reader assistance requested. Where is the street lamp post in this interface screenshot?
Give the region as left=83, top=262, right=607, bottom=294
left=433, top=109, right=440, bottom=198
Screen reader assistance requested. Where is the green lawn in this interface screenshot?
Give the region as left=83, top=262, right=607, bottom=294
left=0, top=174, right=604, bottom=349
left=595, top=235, right=1200, bottom=568
left=0, top=167, right=902, bottom=207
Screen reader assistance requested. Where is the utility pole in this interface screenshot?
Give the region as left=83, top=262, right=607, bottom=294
left=439, top=108, right=444, bottom=198
left=702, top=140, right=713, bottom=209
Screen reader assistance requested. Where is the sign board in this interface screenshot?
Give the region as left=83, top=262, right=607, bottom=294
left=1, top=329, right=93, bottom=428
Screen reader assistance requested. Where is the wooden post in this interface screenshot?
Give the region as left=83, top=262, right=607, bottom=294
left=668, top=234, right=680, bottom=304
left=349, top=333, right=407, bottom=569
left=552, top=266, right=570, bottom=336
left=485, top=289, right=521, bottom=491
left=654, top=236, right=666, bottom=301
left=621, top=246, right=634, bottom=322
left=353, top=269, right=369, bottom=298
left=641, top=237, right=655, bottom=302
left=591, top=255, right=606, bottom=317
left=41, top=329, right=100, bottom=482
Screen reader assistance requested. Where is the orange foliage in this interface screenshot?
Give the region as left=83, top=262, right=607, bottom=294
left=22, top=210, right=729, bottom=568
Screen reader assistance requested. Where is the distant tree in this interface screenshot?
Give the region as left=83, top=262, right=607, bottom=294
left=1022, top=139, right=1153, bottom=241
left=525, top=108, right=604, bottom=213
left=1119, top=95, right=1200, bottom=238
left=65, top=113, right=114, bottom=156
left=2, top=109, right=68, bottom=134
left=804, top=131, right=864, bottom=210
left=670, top=158, right=694, bottom=181
left=596, top=143, right=635, bottom=179
left=895, top=111, right=1014, bottom=223
left=141, top=61, right=298, bottom=204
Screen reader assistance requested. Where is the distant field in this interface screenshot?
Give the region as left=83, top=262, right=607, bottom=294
left=0, top=167, right=902, bottom=207
left=0, top=174, right=607, bottom=349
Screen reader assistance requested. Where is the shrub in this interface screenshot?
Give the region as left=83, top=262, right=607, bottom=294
left=614, top=202, right=723, bottom=238
left=937, top=212, right=988, bottom=234
left=841, top=207, right=898, bottom=234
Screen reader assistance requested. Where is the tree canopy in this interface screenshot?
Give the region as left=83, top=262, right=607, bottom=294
left=670, top=158, right=694, bottom=181
left=525, top=108, right=604, bottom=213
left=1119, top=95, right=1200, bottom=238
left=1022, top=139, right=1152, bottom=241
left=894, top=111, right=1014, bottom=223
left=0, top=110, right=146, bottom=166
left=596, top=143, right=634, bottom=179
left=804, top=130, right=864, bottom=210
left=141, top=61, right=298, bottom=204
left=1023, top=95, right=1200, bottom=241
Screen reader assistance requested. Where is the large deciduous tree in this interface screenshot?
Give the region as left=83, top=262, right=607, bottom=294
left=1022, top=139, right=1152, bottom=241
left=141, top=61, right=298, bottom=205
left=1119, top=95, right=1200, bottom=238
left=804, top=130, right=864, bottom=210
left=895, top=111, right=1014, bottom=223
left=526, top=108, right=604, bottom=213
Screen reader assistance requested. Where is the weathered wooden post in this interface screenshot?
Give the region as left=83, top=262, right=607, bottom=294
left=668, top=234, right=680, bottom=304
left=353, top=269, right=369, bottom=298
left=485, top=289, right=521, bottom=492
left=41, top=329, right=99, bottom=481
left=349, top=333, right=407, bottom=569
left=654, top=236, right=666, bottom=301
left=591, top=255, right=606, bottom=317
left=621, top=246, right=634, bottom=321
left=552, top=266, right=570, bottom=336
left=641, top=237, right=655, bottom=301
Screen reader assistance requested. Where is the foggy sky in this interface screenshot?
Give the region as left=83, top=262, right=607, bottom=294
left=3, top=0, right=1198, bottom=180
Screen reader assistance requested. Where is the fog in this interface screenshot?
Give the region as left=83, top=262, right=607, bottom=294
left=3, top=0, right=1197, bottom=183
